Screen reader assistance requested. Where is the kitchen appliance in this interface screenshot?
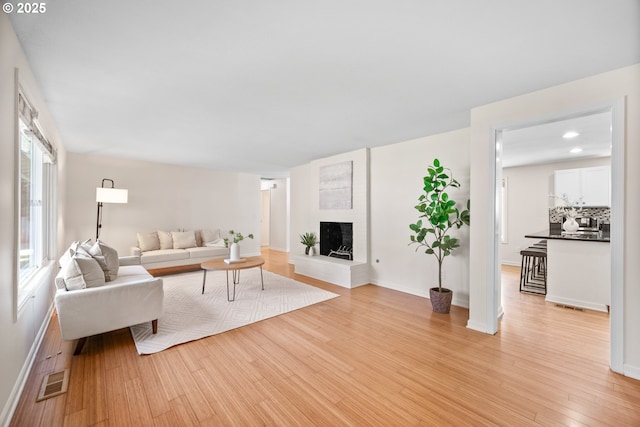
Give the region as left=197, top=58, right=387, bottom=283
left=568, top=215, right=599, bottom=232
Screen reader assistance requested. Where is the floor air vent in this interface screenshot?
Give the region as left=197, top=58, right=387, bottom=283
left=555, top=303, right=584, bottom=312
left=36, top=369, right=70, bottom=402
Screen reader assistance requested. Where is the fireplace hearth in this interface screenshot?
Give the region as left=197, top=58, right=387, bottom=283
left=320, top=222, right=353, bottom=260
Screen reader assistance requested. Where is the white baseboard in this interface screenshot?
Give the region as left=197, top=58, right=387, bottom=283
left=500, top=260, right=521, bottom=267
left=545, top=294, right=609, bottom=313
left=623, top=363, right=640, bottom=381
left=370, top=279, right=470, bottom=309
left=466, top=319, right=492, bottom=334
left=1, top=302, right=54, bottom=427
left=267, top=246, right=288, bottom=253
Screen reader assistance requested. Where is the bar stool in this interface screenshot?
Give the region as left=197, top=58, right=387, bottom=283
left=519, top=246, right=547, bottom=295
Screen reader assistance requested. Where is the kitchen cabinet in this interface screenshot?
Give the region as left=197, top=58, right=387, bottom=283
left=554, top=166, right=610, bottom=206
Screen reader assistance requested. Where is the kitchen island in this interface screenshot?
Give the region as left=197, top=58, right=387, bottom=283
left=524, top=231, right=610, bottom=312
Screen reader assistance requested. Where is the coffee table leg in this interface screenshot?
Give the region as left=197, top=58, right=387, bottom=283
left=260, top=265, right=264, bottom=290
left=226, top=270, right=236, bottom=302
left=201, top=270, right=207, bottom=294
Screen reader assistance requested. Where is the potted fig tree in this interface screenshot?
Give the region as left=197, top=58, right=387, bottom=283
left=409, top=158, right=470, bottom=313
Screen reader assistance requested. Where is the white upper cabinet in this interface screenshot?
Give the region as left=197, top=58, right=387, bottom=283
left=554, top=166, right=610, bottom=207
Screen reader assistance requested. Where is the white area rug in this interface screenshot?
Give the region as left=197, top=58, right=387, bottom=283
left=129, top=269, right=339, bottom=354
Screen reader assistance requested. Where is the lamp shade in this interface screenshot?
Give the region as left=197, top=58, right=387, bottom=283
left=96, top=187, right=128, bottom=203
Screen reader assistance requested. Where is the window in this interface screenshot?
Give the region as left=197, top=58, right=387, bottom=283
left=17, top=90, right=56, bottom=306
left=500, top=177, right=508, bottom=243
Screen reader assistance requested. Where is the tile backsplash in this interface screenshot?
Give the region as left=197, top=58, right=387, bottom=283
left=549, top=206, right=610, bottom=224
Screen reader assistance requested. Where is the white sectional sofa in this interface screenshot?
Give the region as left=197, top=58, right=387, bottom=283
left=133, top=228, right=229, bottom=270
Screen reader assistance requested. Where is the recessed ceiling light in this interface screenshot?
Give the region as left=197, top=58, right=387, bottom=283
left=570, top=147, right=583, bottom=154
left=563, top=131, right=579, bottom=139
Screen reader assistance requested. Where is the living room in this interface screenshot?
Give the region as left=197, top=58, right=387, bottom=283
left=2, top=2, right=640, bottom=426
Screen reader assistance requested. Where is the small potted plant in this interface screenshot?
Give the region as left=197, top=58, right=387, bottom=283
left=299, top=232, right=318, bottom=256
left=409, top=158, right=470, bottom=313
left=224, top=230, right=254, bottom=261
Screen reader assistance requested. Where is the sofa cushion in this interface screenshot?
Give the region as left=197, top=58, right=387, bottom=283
left=141, top=249, right=190, bottom=263
left=89, top=240, right=119, bottom=281
left=200, top=229, right=221, bottom=245
left=158, top=230, right=173, bottom=250
left=62, top=257, right=106, bottom=291
left=138, top=232, right=160, bottom=252
left=186, top=246, right=229, bottom=258
left=117, top=265, right=152, bottom=278
left=172, top=231, right=197, bottom=249
left=108, top=265, right=153, bottom=285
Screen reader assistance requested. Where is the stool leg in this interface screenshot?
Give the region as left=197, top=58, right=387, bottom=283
left=520, top=254, right=528, bottom=292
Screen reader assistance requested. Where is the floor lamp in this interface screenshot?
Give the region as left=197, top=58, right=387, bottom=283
left=96, top=178, right=128, bottom=240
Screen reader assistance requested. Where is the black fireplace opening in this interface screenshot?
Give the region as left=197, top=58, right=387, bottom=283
left=320, top=222, right=353, bottom=260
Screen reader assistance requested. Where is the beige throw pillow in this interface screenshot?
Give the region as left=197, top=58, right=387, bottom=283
left=172, top=231, right=197, bottom=249
left=200, top=229, right=221, bottom=245
left=137, top=232, right=160, bottom=252
left=62, top=257, right=106, bottom=291
left=158, top=230, right=173, bottom=250
left=89, top=240, right=119, bottom=281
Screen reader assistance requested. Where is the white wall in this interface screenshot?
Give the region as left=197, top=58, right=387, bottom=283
left=64, top=153, right=262, bottom=257
left=370, top=129, right=471, bottom=306
left=267, top=178, right=289, bottom=252
left=501, top=157, right=610, bottom=266
left=0, top=13, right=68, bottom=426
left=469, top=64, right=640, bottom=377
left=290, top=149, right=369, bottom=262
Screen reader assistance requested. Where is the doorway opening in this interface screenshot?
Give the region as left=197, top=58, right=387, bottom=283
left=490, top=100, right=624, bottom=373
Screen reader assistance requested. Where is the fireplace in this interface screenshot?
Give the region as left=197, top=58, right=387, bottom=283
left=320, top=222, right=353, bottom=260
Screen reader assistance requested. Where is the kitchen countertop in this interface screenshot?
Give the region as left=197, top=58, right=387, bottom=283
left=525, top=230, right=610, bottom=242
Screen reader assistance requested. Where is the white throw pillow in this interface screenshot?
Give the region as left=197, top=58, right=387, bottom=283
left=204, top=238, right=226, bottom=247
left=58, top=241, right=79, bottom=268
left=137, top=232, right=160, bottom=252
left=89, top=240, right=119, bottom=281
left=200, top=229, right=220, bottom=245
left=62, top=257, right=106, bottom=291
left=158, top=230, right=173, bottom=250
left=172, top=231, right=197, bottom=249
left=59, top=241, right=92, bottom=268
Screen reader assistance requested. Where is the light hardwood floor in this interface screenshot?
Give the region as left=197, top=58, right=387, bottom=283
left=10, top=250, right=640, bottom=426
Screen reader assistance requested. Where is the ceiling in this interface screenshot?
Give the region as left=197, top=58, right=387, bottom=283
left=500, top=111, right=612, bottom=168
left=7, top=0, right=639, bottom=178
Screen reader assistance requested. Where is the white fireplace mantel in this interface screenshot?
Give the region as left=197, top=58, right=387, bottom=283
left=292, top=255, right=369, bottom=288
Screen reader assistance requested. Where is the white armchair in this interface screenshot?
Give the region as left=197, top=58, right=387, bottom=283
left=54, top=251, right=164, bottom=355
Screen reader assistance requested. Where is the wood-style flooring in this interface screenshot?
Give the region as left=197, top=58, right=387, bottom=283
left=10, top=250, right=640, bottom=426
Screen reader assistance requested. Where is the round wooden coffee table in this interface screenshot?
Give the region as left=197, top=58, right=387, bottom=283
left=200, top=256, right=265, bottom=301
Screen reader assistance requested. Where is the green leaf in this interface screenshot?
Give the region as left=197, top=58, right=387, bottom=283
left=433, top=158, right=440, bottom=167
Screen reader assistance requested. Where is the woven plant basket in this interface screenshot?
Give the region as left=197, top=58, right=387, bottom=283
left=429, top=287, right=453, bottom=313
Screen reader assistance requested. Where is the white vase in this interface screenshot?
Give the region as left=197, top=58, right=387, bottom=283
left=307, top=247, right=316, bottom=256
left=229, top=242, right=241, bottom=261
left=563, top=217, right=579, bottom=233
